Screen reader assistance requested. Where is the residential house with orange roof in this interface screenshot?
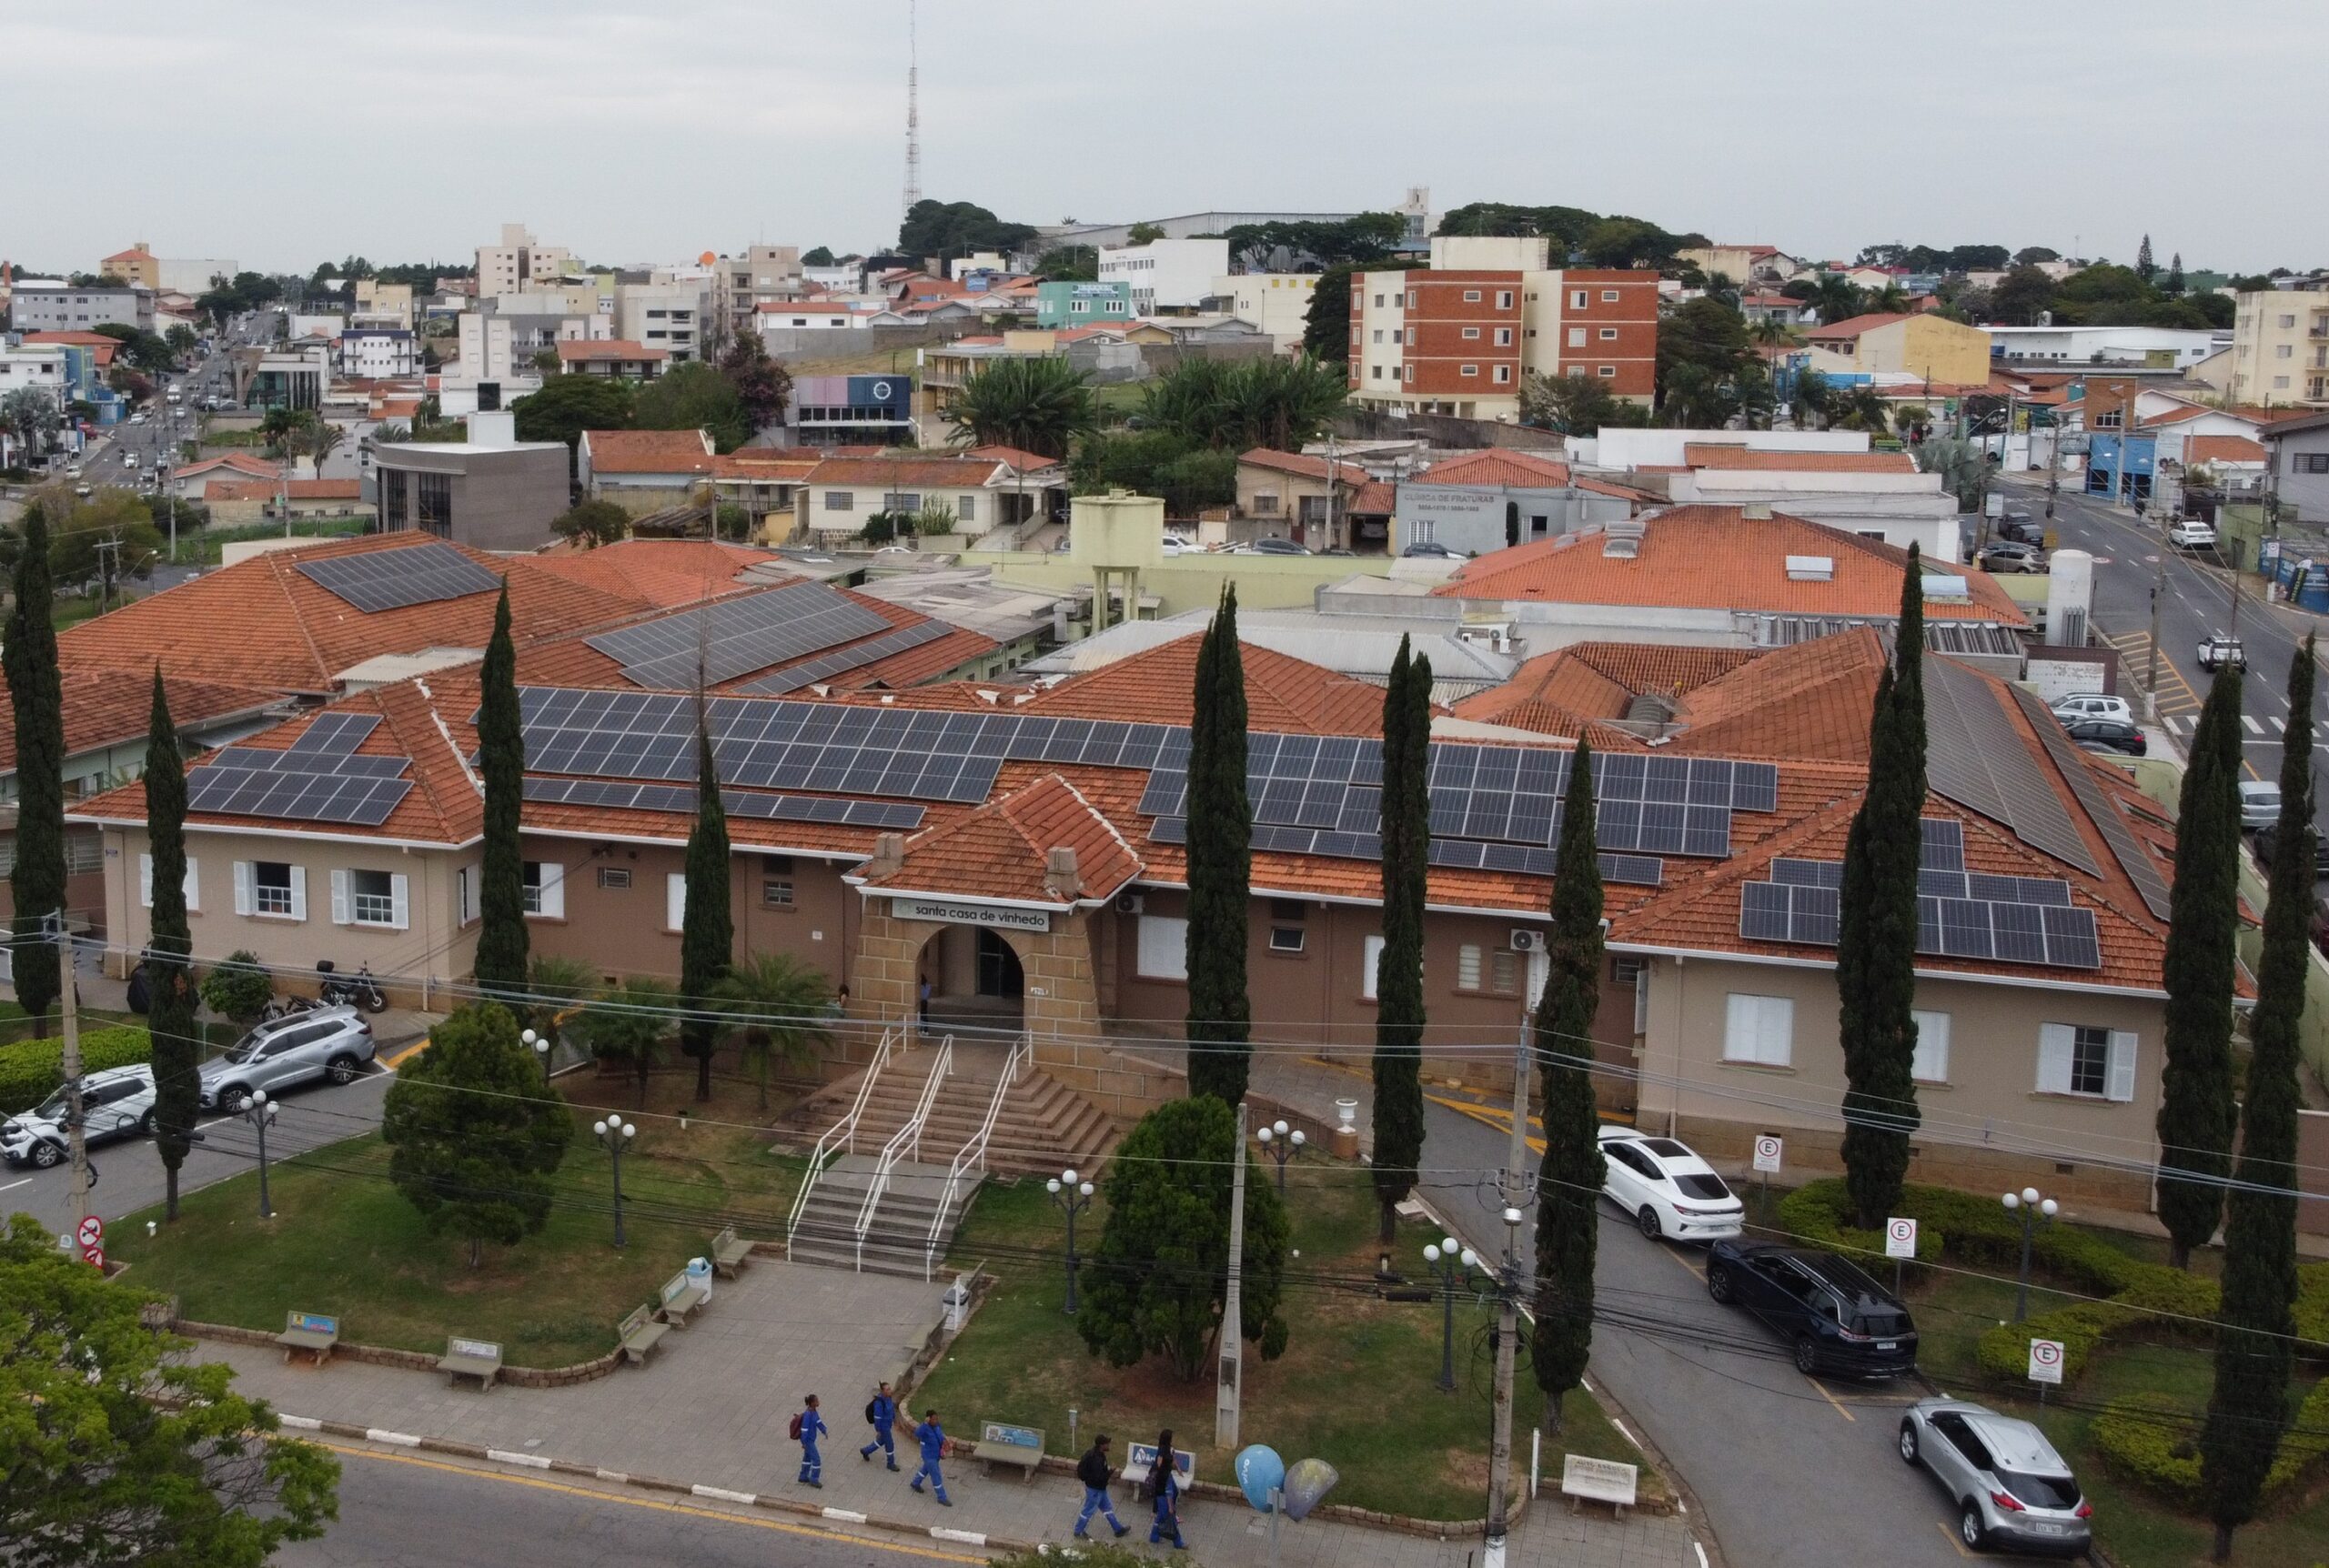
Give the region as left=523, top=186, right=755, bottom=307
left=556, top=339, right=670, bottom=379
left=1392, top=447, right=1643, bottom=558
left=1801, top=311, right=1989, bottom=386
left=1235, top=449, right=1375, bottom=551
left=1664, top=444, right=1964, bottom=558
left=578, top=427, right=718, bottom=513
left=801, top=454, right=1018, bottom=542
left=204, top=477, right=364, bottom=525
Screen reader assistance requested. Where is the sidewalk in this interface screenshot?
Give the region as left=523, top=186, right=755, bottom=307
left=191, top=1255, right=1698, bottom=1568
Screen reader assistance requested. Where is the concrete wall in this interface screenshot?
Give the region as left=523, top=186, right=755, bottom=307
left=376, top=444, right=570, bottom=549
left=993, top=550, right=1397, bottom=619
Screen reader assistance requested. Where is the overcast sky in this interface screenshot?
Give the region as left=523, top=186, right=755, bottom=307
left=7, top=0, right=2320, bottom=277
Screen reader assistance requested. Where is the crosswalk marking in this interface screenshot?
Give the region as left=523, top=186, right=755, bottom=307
left=2163, top=713, right=2288, bottom=737
left=2244, top=716, right=2264, bottom=734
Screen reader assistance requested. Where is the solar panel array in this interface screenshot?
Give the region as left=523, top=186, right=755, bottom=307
left=2011, top=686, right=2174, bottom=921
left=736, top=620, right=953, bottom=696
left=297, top=543, right=502, bottom=613
left=521, top=775, right=923, bottom=829
left=1145, top=816, right=1664, bottom=888
left=187, top=719, right=414, bottom=829
left=1926, top=659, right=2099, bottom=876
left=585, top=582, right=892, bottom=689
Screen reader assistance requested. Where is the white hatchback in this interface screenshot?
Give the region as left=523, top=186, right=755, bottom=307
left=1598, top=1125, right=1745, bottom=1241
left=2050, top=693, right=2133, bottom=726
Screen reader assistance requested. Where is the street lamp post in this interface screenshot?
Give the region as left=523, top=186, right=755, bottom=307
left=1254, top=1119, right=1305, bottom=1195
left=1422, top=1234, right=1479, bottom=1393
left=1046, top=1168, right=1094, bottom=1315
left=2001, top=1186, right=2058, bottom=1322
left=244, top=1091, right=279, bottom=1220
left=521, top=1027, right=551, bottom=1080
left=594, top=1115, right=637, bottom=1248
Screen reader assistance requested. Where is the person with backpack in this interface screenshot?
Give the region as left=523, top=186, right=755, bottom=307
left=1073, top=1433, right=1129, bottom=1539
left=792, top=1393, right=827, bottom=1488
left=908, top=1408, right=952, bottom=1505
left=860, top=1381, right=900, bottom=1470
left=1146, top=1429, right=1185, bottom=1550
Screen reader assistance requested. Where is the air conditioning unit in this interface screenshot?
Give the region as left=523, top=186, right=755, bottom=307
left=1114, top=891, right=1144, bottom=915
left=1509, top=929, right=1542, bottom=953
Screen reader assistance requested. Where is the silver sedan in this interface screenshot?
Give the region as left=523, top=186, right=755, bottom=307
left=1897, top=1398, right=2092, bottom=1555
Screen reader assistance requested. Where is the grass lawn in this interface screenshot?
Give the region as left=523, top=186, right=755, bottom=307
left=51, top=594, right=109, bottom=630
left=917, top=1161, right=1657, bottom=1521
left=111, top=1067, right=810, bottom=1367
left=184, top=518, right=370, bottom=565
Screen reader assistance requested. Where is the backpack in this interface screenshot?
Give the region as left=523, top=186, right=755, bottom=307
left=865, top=1400, right=880, bottom=1424
left=789, top=1412, right=803, bottom=1441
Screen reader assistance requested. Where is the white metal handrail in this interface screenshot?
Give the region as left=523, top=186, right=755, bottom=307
left=787, top=1026, right=894, bottom=1261
left=855, top=1036, right=953, bottom=1271
left=924, top=1033, right=1031, bottom=1280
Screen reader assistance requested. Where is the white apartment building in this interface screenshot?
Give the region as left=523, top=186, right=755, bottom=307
left=352, top=280, right=415, bottom=329
left=1217, top=273, right=1322, bottom=350
left=713, top=245, right=804, bottom=338
left=9, top=284, right=152, bottom=331
left=1098, top=237, right=1231, bottom=313
left=457, top=314, right=519, bottom=382
left=476, top=224, right=575, bottom=299
left=2230, top=287, right=2329, bottom=407
left=617, top=282, right=707, bottom=362
left=338, top=327, right=418, bottom=379
left=0, top=347, right=66, bottom=395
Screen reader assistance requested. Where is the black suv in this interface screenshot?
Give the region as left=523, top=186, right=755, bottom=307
left=1706, top=1240, right=1920, bottom=1378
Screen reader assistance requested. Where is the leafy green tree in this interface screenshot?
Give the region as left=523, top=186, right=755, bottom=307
left=521, top=952, right=599, bottom=1041
left=2163, top=253, right=2186, bottom=296
left=1217, top=216, right=1403, bottom=271
left=1435, top=203, right=1604, bottom=249
left=1658, top=362, right=1739, bottom=429
left=1836, top=549, right=1926, bottom=1227
left=570, top=976, right=678, bottom=1107
left=1790, top=367, right=1832, bottom=430
left=1034, top=246, right=1098, bottom=282
left=1126, top=222, right=1167, bottom=246
left=4, top=386, right=62, bottom=459
left=1139, top=355, right=1346, bottom=452
left=898, top=199, right=1037, bottom=259
left=49, top=489, right=166, bottom=593
left=1076, top=1095, right=1291, bottom=1380
left=712, top=952, right=834, bottom=1112
left=679, top=729, right=732, bottom=1101
left=802, top=246, right=837, bottom=267
left=165, top=323, right=198, bottom=355
left=7, top=500, right=65, bottom=1035
left=1990, top=266, right=2058, bottom=326
left=551, top=498, right=630, bottom=548
left=634, top=361, right=751, bottom=453
left=1068, top=430, right=1235, bottom=516
left=718, top=328, right=793, bottom=432
left=144, top=668, right=201, bottom=1222
left=1519, top=369, right=1646, bottom=435
left=1808, top=274, right=1863, bottom=326
left=91, top=323, right=176, bottom=374
left=1302, top=260, right=1360, bottom=363
left=1656, top=298, right=1754, bottom=421
left=199, top=949, right=275, bottom=1023
left=1913, top=436, right=1990, bottom=512
left=2158, top=668, right=2243, bottom=1269
left=1371, top=638, right=1429, bottom=1243
left=2013, top=246, right=2061, bottom=266
left=1, top=1217, right=340, bottom=1563
left=945, top=356, right=1095, bottom=460
left=512, top=375, right=636, bottom=476
left=473, top=584, right=529, bottom=1000
left=2199, top=638, right=2312, bottom=1563
left=1533, top=738, right=1607, bottom=1433
left=1184, top=586, right=1252, bottom=1106
left=381, top=1001, right=575, bottom=1267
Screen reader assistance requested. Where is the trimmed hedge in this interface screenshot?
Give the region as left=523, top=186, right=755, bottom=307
left=2092, top=1380, right=2329, bottom=1508
left=0, top=1026, right=155, bottom=1114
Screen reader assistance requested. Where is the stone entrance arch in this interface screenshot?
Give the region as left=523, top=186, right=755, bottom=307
left=852, top=899, right=1100, bottom=1051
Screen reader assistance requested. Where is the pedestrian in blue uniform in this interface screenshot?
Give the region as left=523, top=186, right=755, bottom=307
left=861, top=1380, right=901, bottom=1470
left=795, top=1393, right=827, bottom=1488
left=1146, top=1428, right=1185, bottom=1549
left=910, top=1408, right=953, bottom=1505
left=1073, top=1433, right=1129, bottom=1538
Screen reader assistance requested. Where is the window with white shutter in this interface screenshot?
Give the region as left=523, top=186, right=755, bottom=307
left=1362, top=934, right=1386, bottom=1000
left=2106, top=1030, right=2138, bottom=1102
left=234, top=860, right=253, bottom=916
left=329, top=869, right=352, bottom=925
left=187, top=858, right=199, bottom=912
left=457, top=865, right=481, bottom=926
left=1723, top=993, right=1792, bottom=1067
left=524, top=860, right=564, bottom=920
left=1136, top=915, right=1188, bottom=980
left=1911, top=1010, right=1951, bottom=1084
left=666, top=872, right=686, bottom=931
left=1457, top=944, right=1484, bottom=991
left=2038, top=1022, right=2133, bottom=1100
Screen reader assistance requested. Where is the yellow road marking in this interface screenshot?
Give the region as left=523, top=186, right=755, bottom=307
left=378, top=1037, right=432, bottom=1070
left=1427, top=1090, right=1548, bottom=1155
left=316, top=1442, right=988, bottom=1563
left=1805, top=1374, right=1857, bottom=1422
left=1936, top=1519, right=1976, bottom=1558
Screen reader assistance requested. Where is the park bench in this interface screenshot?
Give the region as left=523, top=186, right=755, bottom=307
left=1121, top=1442, right=1196, bottom=1502
left=654, top=1268, right=710, bottom=1328
left=277, top=1310, right=338, bottom=1367
left=618, top=1304, right=669, bottom=1366
left=976, top=1420, right=1045, bottom=1483
left=1559, top=1453, right=1638, bottom=1516
left=437, top=1335, right=504, bottom=1392
left=711, top=1225, right=753, bottom=1280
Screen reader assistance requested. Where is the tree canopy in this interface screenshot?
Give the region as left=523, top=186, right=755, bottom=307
left=1068, top=431, right=1236, bottom=518
left=898, top=199, right=1037, bottom=260
left=944, top=356, right=1095, bottom=459
left=1137, top=355, right=1346, bottom=451
left=633, top=361, right=751, bottom=453
left=1301, top=260, right=1360, bottom=363
left=1218, top=214, right=1404, bottom=271
left=512, top=375, right=636, bottom=472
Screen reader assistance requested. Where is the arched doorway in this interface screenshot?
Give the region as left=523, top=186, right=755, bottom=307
left=912, top=923, right=1025, bottom=1037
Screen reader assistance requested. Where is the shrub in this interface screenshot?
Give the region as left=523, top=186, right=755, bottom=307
left=199, top=949, right=275, bottom=1022
left=0, top=1025, right=154, bottom=1113
left=2092, top=1381, right=2329, bottom=1507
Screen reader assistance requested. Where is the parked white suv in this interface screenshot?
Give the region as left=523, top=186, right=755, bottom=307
left=2167, top=518, right=2218, bottom=550
left=2050, top=693, right=2134, bottom=726
left=1, top=1064, right=158, bottom=1168
left=197, top=1007, right=375, bottom=1112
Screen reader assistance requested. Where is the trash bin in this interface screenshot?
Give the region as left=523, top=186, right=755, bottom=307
left=687, top=1257, right=713, bottom=1302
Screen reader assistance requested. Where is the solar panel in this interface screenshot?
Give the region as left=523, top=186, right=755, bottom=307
left=1920, top=818, right=1965, bottom=872
left=522, top=775, right=925, bottom=830
left=585, top=581, right=893, bottom=689
left=733, top=620, right=953, bottom=696
left=1928, top=660, right=2099, bottom=876
left=287, top=712, right=382, bottom=756
left=1744, top=875, right=2101, bottom=970
left=2011, top=685, right=2173, bottom=921
left=187, top=749, right=413, bottom=828
left=297, top=543, right=502, bottom=612
left=1771, top=858, right=1843, bottom=889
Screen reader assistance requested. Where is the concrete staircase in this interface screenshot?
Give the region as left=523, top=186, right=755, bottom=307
left=780, top=1041, right=1116, bottom=1182
left=786, top=1152, right=971, bottom=1278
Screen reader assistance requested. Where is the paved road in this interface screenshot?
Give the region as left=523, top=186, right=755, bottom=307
left=278, top=1441, right=987, bottom=1568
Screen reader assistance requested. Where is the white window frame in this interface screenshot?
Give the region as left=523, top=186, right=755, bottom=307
left=666, top=872, right=687, bottom=932
left=1722, top=993, right=1793, bottom=1067
left=137, top=853, right=201, bottom=912
left=1136, top=914, right=1188, bottom=980
left=1599, top=327, right=1619, bottom=340
left=1570, top=289, right=1588, bottom=309
left=330, top=868, right=409, bottom=930
left=2037, top=1022, right=2136, bottom=1101
left=1494, top=366, right=1512, bottom=384
left=457, top=864, right=481, bottom=925
left=1911, top=1009, right=1951, bottom=1084
left=1362, top=934, right=1386, bottom=1000
left=1457, top=943, right=1484, bottom=991
left=956, top=494, right=974, bottom=524
left=1567, top=327, right=1587, bottom=347
left=237, top=859, right=305, bottom=920
left=1496, top=291, right=1513, bottom=309
left=1462, top=327, right=1481, bottom=340
left=1601, top=289, right=1621, bottom=302
left=523, top=859, right=565, bottom=919
left=1495, top=327, right=1512, bottom=346
left=1598, top=366, right=1617, bottom=378
left=1462, top=289, right=1482, bottom=303
left=1460, top=364, right=1479, bottom=377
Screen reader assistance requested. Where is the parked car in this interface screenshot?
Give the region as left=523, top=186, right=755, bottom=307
left=1400, top=540, right=1467, bottom=559
left=1997, top=516, right=2045, bottom=546
left=2238, top=779, right=2283, bottom=831
left=1, top=1064, right=158, bottom=1168
left=1233, top=538, right=1310, bottom=556
left=1597, top=1126, right=1744, bottom=1241
left=2050, top=693, right=2134, bottom=725
left=1976, top=541, right=2045, bottom=574
left=1704, top=1240, right=1920, bottom=1378
left=196, top=1007, right=375, bottom=1112
left=2253, top=821, right=2329, bottom=878
left=1159, top=534, right=1193, bottom=556
left=2167, top=518, right=2218, bottom=550
left=2062, top=717, right=2146, bottom=757
left=1898, top=1398, right=2092, bottom=1556
left=2196, top=635, right=2246, bottom=672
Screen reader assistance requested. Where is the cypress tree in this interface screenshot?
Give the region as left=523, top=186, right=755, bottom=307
left=2199, top=638, right=2312, bottom=1563
left=1370, top=637, right=1428, bottom=1243
left=1533, top=738, right=1605, bottom=1433
left=473, top=582, right=529, bottom=998
left=144, top=668, right=200, bottom=1222
left=5, top=500, right=65, bottom=1036
left=679, top=726, right=732, bottom=1101
left=2158, top=665, right=2243, bottom=1269
left=1184, top=585, right=1252, bottom=1105
left=1837, top=556, right=1926, bottom=1227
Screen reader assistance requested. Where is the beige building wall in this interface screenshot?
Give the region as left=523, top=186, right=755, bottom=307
left=1858, top=317, right=1992, bottom=386
left=1218, top=274, right=1320, bottom=349
left=2230, top=290, right=2329, bottom=407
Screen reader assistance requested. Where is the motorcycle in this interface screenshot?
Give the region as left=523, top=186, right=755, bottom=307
left=316, top=960, right=388, bottom=1015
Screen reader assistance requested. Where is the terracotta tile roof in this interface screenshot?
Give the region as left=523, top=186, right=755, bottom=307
left=708, top=450, right=822, bottom=480
left=205, top=478, right=361, bottom=501
left=1806, top=312, right=1911, bottom=339
left=1349, top=481, right=1397, bottom=515
left=858, top=773, right=1140, bottom=906
left=803, top=456, right=1006, bottom=488
left=963, top=444, right=1065, bottom=473
left=1567, top=643, right=1759, bottom=694
left=1681, top=445, right=1917, bottom=474
left=103, top=247, right=154, bottom=263
left=1239, top=448, right=1368, bottom=485
left=1412, top=449, right=1573, bottom=488
left=1664, top=628, right=1887, bottom=762
left=23, top=330, right=127, bottom=349
left=1434, top=506, right=2028, bottom=627
left=175, top=453, right=281, bottom=481
left=1459, top=651, right=1634, bottom=725
left=2187, top=435, right=2267, bottom=465
left=0, top=669, right=279, bottom=776
left=583, top=429, right=716, bottom=474
left=1015, top=634, right=1387, bottom=735
left=556, top=338, right=668, bottom=363
left=372, top=396, right=424, bottom=419
left=523, top=540, right=794, bottom=609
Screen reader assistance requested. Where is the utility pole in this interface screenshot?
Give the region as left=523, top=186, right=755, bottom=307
left=1480, top=1035, right=1533, bottom=1568
left=50, top=913, right=91, bottom=1237
left=1216, top=1101, right=1248, bottom=1452
left=2146, top=548, right=2167, bottom=722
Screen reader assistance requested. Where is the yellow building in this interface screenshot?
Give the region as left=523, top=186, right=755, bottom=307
left=1803, top=312, right=1991, bottom=386
left=2229, top=288, right=2329, bottom=408
left=101, top=246, right=160, bottom=291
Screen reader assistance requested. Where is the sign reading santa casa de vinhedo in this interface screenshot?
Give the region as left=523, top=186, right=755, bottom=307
left=892, top=897, right=1054, bottom=934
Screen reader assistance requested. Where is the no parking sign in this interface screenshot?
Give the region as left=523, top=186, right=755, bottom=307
left=2027, top=1338, right=2065, bottom=1385
left=1751, top=1134, right=1783, bottom=1174
left=1883, top=1217, right=1918, bottom=1260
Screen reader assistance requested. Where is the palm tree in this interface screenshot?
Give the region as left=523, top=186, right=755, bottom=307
left=523, top=952, right=600, bottom=1042
left=567, top=975, right=678, bottom=1108
left=1870, top=283, right=1911, bottom=314
left=1832, top=387, right=1890, bottom=433
left=1747, top=314, right=1795, bottom=351
left=1810, top=275, right=1861, bottom=326
left=306, top=420, right=346, bottom=478
left=3, top=387, right=60, bottom=461
left=711, top=952, right=835, bottom=1113
left=1790, top=367, right=1832, bottom=430
left=944, top=357, right=1096, bottom=460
